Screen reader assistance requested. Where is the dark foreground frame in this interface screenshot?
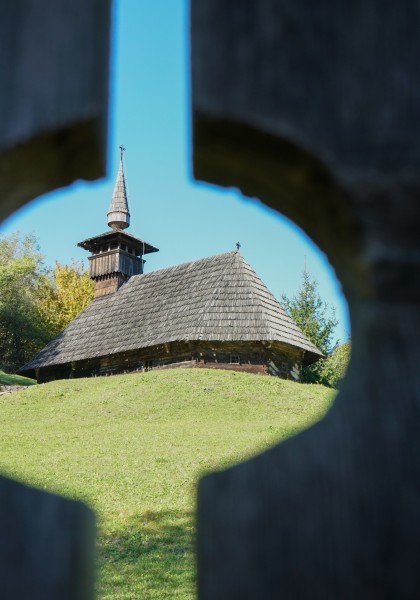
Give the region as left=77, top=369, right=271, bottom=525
left=2, top=1, right=420, bottom=598
left=191, top=1, right=420, bottom=598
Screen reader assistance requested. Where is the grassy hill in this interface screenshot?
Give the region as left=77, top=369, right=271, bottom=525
left=0, top=369, right=335, bottom=599
left=0, top=369, right=36, bottom=386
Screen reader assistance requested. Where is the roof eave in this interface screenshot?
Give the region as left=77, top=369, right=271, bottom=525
left=77, top=231, right=159, bottom=255
left=303, top=349, right=325, bottom=367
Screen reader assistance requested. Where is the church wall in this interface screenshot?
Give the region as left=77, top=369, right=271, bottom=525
left=34, top=340, right=304, bottom=383
left=195, top=361, right=268, bottom=375
left=93, top=276, right=124, bottom=298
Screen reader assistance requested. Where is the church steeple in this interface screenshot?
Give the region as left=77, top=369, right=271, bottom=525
left=78, top=146, right=159, bottom=298
left=107, top=145, right=130, bottom=231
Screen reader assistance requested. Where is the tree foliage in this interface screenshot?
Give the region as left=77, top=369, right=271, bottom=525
left=0, top=233, right=50, bottom=372
left=0, top=232, right=94, bottom=373
left=281, top=269, right=339, bottom=385
left=37, top=260, right=94, bottom=337
left=318, top=341, right=351, bottom=389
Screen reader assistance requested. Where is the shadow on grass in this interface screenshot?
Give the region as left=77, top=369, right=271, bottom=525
left=0, top=370, right=36, bottom=386
left=98, top=510, right=195, bottom=599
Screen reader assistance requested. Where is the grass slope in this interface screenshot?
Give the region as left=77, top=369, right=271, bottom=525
left=0, top=369, right=334, bottom=599
left=0, top=370, right=36, bottom=386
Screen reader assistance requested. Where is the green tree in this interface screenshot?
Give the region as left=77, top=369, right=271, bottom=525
left=37, top=259, right=94, bottom=337
left=319, top=341, right=351, bottom=389
left=281, top=268, right=338, bottom=384
left=0, top=233, right=94, bottom=373
left=0, top=232, right=50, bottom=372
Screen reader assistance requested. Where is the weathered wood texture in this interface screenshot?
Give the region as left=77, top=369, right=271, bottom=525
left=88, top=251, right=143, bottom=280
left=20, top=251, right=320, bottom=380
left=0, top=476, right=95, bottom=599
left=93, top=274, right=128, bottom=298
left=192, top=1, right=420, bottom=598
left=0, top=0, right=112, bottom=224
left=191, top=0, right=420, bottom=300
left=33, top=340, right=302, bottom=383
left=0, top=2, right=111, bottom=595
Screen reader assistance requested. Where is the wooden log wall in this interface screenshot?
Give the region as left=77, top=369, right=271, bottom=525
left=93, top=275, right=126, bottom=298
left=36, top=340, right=304, bottom=382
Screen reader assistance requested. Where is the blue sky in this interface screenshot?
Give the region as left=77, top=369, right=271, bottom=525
left=1, top=0, right=350, bottom=343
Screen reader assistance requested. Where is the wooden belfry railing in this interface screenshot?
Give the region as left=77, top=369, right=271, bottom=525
left=2, top=1, right=420, bottom=597
left=191, top=1, right=420, bottom=598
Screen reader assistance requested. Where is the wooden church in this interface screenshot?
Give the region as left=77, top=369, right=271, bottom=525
left=20, top=149, right=322, bottom=383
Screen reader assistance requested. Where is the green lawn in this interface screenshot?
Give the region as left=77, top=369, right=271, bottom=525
left=0, top=370, right=36, bottom=386
left=0, top=369, right=334, bottom=598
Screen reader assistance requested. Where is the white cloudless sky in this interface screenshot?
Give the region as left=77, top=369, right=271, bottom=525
left=1, top=0, right=350, bottom=343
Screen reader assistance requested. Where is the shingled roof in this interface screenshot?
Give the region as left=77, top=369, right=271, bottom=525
left=20, top=251, right=322, bottom=374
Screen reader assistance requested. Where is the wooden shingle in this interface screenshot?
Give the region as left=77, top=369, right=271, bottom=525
left=20, top=251, right=322, bottom=376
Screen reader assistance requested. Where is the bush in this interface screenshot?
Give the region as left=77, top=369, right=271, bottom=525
left=319, top=342, right=351, bottom=388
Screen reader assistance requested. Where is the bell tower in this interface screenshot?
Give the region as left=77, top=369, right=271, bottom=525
left=78, top=146, right=159, bottom=298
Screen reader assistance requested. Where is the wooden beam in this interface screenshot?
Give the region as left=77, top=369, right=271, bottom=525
left=192, top=1, right=420, bottom=597
left=0, top=0, right=112, bottom=223
left=0, top=476, right=95, bottom=599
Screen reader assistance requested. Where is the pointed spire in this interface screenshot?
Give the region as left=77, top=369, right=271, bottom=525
left=107, top=145, right=130, bottom=230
